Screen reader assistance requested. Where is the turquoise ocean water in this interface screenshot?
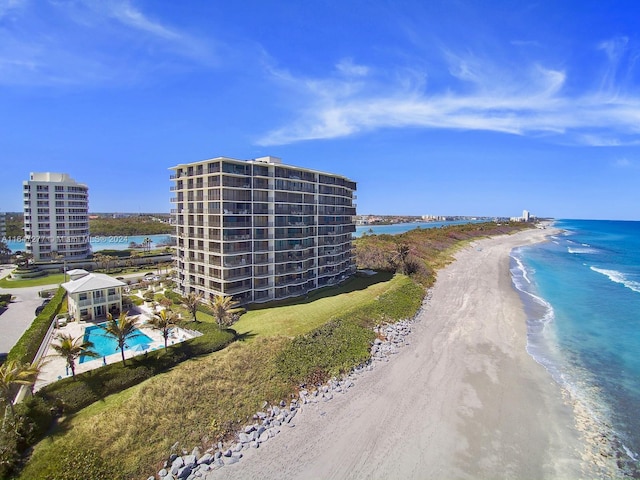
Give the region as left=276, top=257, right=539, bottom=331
left=511, top=220, right=640, bottom=476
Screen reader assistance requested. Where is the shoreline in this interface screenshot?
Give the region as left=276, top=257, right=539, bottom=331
left=213, top=228, right=597, bottom=479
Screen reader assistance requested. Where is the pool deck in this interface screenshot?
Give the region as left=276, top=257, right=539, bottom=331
left=33, top=306, right=196, bottom=391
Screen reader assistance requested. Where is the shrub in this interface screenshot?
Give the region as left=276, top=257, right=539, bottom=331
left=276, top=318, right=375, bottom=386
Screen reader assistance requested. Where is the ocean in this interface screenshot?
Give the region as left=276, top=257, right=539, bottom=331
left=511, top=219, right=640, bottom=477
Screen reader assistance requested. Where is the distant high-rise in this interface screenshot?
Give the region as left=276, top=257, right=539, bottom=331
left=0, top=211, right=5, bottom=240
left=23, top=172, right=90, bottom=262
left=523, top=210, right=531, bottom=222
left=170, top=156, right=357, bottom=304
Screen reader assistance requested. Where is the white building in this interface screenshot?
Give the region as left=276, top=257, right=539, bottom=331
left=23, top=172, right=91, bottom=262
left=522, top=210, right=531, bottom=222
left=170, top=156, right=357, bottom=304
left=62, top=269, right=126, bottom=322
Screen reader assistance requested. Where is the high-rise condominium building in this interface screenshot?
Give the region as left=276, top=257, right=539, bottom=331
left=170, top=156, right=357, bottom=304
left=23, top=172, right=90, bottom=262
left=0, top=212, right=6, bottom=240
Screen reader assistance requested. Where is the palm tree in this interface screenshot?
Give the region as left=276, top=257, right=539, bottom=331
left=142, top=237, right=152, bottom=253
left=51, top=333, right=98, bottom=380
left=208, top=295, right=240, bottom=329
left=0, top=360, right=40, bottom=417
left=148, top=309, right=176, bottom=349
left=182, top=291, right=202, bottom=322
left=101, top=312, right=140, bottom=366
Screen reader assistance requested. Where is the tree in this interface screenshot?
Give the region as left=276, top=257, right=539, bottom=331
left=101, top=312, right=140, bottom=366
left=148, top=309, right=176, bottom=349
left=0, top=240, right=12, bottom=262
left=208, top=295, right=240, bottom=329
left=0, top=360, right=40, bottom=417
left=51, top=333, right=98, bottom=380
left=182, top=291, right=202, bottom=322
left=15, top=252, right=32, bottom=268
left=142, top=237, right=152, bottom=253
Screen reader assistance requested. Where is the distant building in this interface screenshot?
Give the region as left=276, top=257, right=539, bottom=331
left=522, top=210, right=531, bottom=222
left=23, top=172, right=91, bottom=262
left=170, top=156, right=357, bottom=304
left=0, top=211, right=5, bottom=240
left=62, top=269, right=126, bottom=322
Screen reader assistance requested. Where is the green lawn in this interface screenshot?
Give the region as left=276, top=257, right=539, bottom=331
left=234, top=272, right=396, bottom=337
left=0, top=273, right=65, bottom=288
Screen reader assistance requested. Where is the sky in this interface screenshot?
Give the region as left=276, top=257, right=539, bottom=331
left=1, top=0, right=639, bottom=220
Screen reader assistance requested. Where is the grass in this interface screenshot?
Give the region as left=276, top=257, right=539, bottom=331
left=19, top=337, right=292, bottom=480
left=234, top=271, right=396, bottom=338
left=0, top=273, right=66, bottom=288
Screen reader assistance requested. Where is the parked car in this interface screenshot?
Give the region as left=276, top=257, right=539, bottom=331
left=35, top=298, right=52, bottom=316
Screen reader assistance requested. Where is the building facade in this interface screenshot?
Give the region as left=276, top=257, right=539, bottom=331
left=23, top=172, right=91, bottom=262
left=62, top=269, right=126, bottom=322
left=170, top=156, right=357, bottom=304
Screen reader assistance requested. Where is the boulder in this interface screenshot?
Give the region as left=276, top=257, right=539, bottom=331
left=183, top=455, right=197, bottom=468
left=197, top=453, right=213, bottom=465
left=176, top=466, right=192, bottom=479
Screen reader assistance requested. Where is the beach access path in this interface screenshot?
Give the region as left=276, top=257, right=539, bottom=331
left=215, top=228, right=587, bottom=480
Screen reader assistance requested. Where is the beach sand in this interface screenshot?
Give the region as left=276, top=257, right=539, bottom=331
left=214, top=228, right=587, bottom=480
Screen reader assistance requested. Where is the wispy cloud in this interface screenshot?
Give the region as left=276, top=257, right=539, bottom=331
left=257, top=39, right=640, bottom=147
left=0, top=0, right=214, bottom=86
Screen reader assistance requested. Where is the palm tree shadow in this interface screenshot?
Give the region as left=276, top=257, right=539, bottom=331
left=233, top=330, right=257, bottom=342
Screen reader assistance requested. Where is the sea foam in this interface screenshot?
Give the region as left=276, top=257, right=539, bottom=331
left=590, top=267, right=640, bottom=294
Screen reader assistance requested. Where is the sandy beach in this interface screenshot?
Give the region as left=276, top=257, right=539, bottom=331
left=215, top=228, right=587, bottom=480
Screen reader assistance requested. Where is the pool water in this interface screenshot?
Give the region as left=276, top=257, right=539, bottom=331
left=80, top=323, right=153, bottom=363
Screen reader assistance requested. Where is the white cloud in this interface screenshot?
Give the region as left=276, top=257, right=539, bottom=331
left=336, top=58, right=369, bottom=77
left=0, top=0, right=214, bottom=86
left=257, top=46, right=640, bottom=147
left=613, top=158, right=634, bottom=168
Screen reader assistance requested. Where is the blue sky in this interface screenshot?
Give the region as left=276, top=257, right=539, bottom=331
left=1, top=0, right=639, bottom=220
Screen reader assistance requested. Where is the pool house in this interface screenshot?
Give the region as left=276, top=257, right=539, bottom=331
left=62, top=269, right=127, bottom=322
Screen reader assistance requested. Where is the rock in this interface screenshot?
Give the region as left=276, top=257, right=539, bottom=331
left=256, top=425, right=266, bottom=437
left=183, top=454, right=197, bottom=468
left=244, top=425, right=255, bottom=434
left=233, top=443, right=243, bottom=452
left=238, top=432, right=250, bottom=444
left=197, top=453, right=213, bottom=465
left=223, top=448, right=233, bottom=457
left=158, top=468, right=168, bottom=477
left=280, top=400, right=286, bottom=407
left=191, top=446, right=202, bottom=460
left=259, top=431, right=270, bottom=443
left=171, top=456, right=185, bottom=474
left=251, top=441, right=260, bottom=448
left=272, top=406, right=280, bottom=416
left=147, top=476, right=155, bottom=480
left=176, top=465, right=192, bottom=479
left=214, top=451, right=222, bottom=460
left=226, top=456, right=240, bottom=465
left=169, top=453, right=178, bottom=463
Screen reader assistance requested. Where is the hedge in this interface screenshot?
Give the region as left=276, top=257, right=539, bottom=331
left=6, top=287, right=66, bottom=365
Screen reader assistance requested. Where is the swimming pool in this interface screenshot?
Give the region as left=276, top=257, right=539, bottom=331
left=80, top=323, right=154, bottom=363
